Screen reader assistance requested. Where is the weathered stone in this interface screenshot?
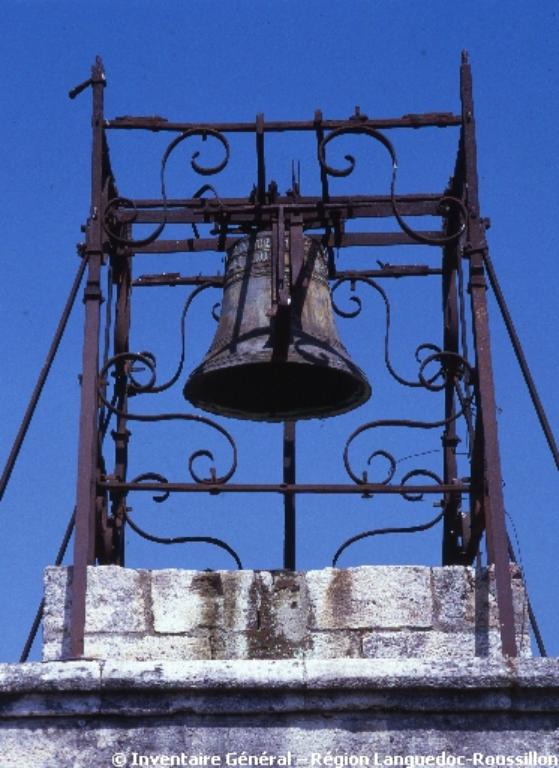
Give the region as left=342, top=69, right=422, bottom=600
left=363, top=629, right=471, bottom=658
left=431, top=566, right=476, bottom=631
left=151, top=569, right=257, bottom=634
left=43, top=566, right=71, bottom=634
left=268, top=571, right=309, bottom=644
left=44, top=564, right=530, bottom=662
left=0, top=661, right=102, bottom=692
left=307, top=566, right=433, bottom=630
left=2, top=658, right=559, bottom=765
left=4, top=658, right=559, bottom=696
left=307, top=631, right=362, bottom=658
left=44, top=565, right=148, bottom=640
left=84, top=633, right=212, bottom=661
left=474, top=565, right=532, bottom=656
left=360, top=628, right=531, bottom=659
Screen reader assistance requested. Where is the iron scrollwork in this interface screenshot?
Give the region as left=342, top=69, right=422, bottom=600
left=102, top=128, right=231, bottom=248
left=121, top=473, right=243, bottom=569
left=332, top=507, right=445, bottom=567
left=99, top=283, right=238, bottom=485
left=332, top=276, right=472, bottom=390
left=318, top=124, right=467, bottom=245
left=342, top=377, right=474, bottom=488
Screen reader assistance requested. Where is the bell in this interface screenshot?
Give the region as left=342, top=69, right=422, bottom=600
left=183, top=232, right=371, bottom=421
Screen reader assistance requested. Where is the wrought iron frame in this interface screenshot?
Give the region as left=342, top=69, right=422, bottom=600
left=11, top=51, right=556, bottom=660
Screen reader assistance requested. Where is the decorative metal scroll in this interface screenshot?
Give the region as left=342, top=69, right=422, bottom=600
left=317, top=125, right=467, bottom=246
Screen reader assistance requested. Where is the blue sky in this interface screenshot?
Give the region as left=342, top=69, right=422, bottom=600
left=1, top=1, right=558, bottom=661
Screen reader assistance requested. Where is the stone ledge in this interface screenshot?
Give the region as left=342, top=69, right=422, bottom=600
left=2, top=658, right=559, bottom=695
left=3, top=658, right=559, bottom=763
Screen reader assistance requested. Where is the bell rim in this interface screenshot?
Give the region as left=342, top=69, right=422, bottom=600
left=184, top=358, right=371, bottom=422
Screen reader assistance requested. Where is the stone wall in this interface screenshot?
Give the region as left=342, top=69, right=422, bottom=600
left=43, top=564, right=531, bottom=661
left=0, top=565, right=551, bottom=766
left=1, top=658, right=558, bottom=766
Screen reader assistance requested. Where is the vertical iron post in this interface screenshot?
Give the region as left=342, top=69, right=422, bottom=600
left=283, top=420, right=296, bottom=569
left=69, top=57, right=106, bottom=658
left=441, top=226, right=462, bottom=564
left=256, top=113, right=266, bottom=204
left=110, top=248, right=132, bottom=566
left=460, top=52, right=517, bottom=656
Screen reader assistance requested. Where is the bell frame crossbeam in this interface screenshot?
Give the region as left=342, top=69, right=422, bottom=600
left=62, top=52, right=522, bottom=659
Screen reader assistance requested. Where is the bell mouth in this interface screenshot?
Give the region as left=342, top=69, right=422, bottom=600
left=184, top=361, right=371, bottom=422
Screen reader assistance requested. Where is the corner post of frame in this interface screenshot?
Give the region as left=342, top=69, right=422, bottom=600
left=69, top=56, right=107, bottom=659
left=460, top=52, right=517, bottom=656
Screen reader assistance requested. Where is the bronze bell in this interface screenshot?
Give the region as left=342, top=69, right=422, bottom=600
left=183, top=232, right=371, bottom=421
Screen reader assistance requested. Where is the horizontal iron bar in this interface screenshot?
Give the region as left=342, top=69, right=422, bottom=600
left=101, top=481, right=469, bottom=495
left=133, top=231, right=444, bottom=254
left=133, top=273, right=224, bottom=287
left=115, top=194, right=444, bottom=222
left=105, top=113, right=462, bottom=133
left=132, top=264, right=442, bottom=287
left=336, top=266, right=443, bottom=278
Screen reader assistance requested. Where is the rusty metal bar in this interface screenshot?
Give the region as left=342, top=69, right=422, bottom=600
left=256, top=113, right=266, bottom=203
left=108, top=248, right=132, bottom=566
left=336, top=266, right=442, bottom=279
left=101, top=481, right=469, bottom=495
left=0, top=257, right=86, bottom=504
left=69, top=57, right=106, bottom=659
left=105, top=112, right=462, bottom=132
left=314, top=110, right=330, bottom=203
left=114, top=194, right=444, bottom=221
left=441, top=189, right=463, bottom=564
left=283, top=421, right=296, bottom=570
left=483, top=250, right=559, bottom=471
left=132, top=230, right=444, bottom=254
left=461, top=51, right=517, bottom=656
left=133, top=273, right=224, bottom=287
left=131, top=265, right=441, bottom=288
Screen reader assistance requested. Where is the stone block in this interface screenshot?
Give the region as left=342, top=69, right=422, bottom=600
left=307, top=566, right=433, bottom=630
left=43, top=566, right=71, bottom=635
left=44, top=565, right=149, bottom=634
left=307, top=631, right=362, bottom=659
left=431, top=566, right=476, bottom=631
left=362, top=629, right=478, bottom=658
left=267, top=571, right=309, bottom=645
left=84, top=566, right=149, bottom=634
left=151, top=569, right=257, bottom=634
left=43, top=566, right=149, bottom=659
left=85, top=633, right=211, bottom=661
